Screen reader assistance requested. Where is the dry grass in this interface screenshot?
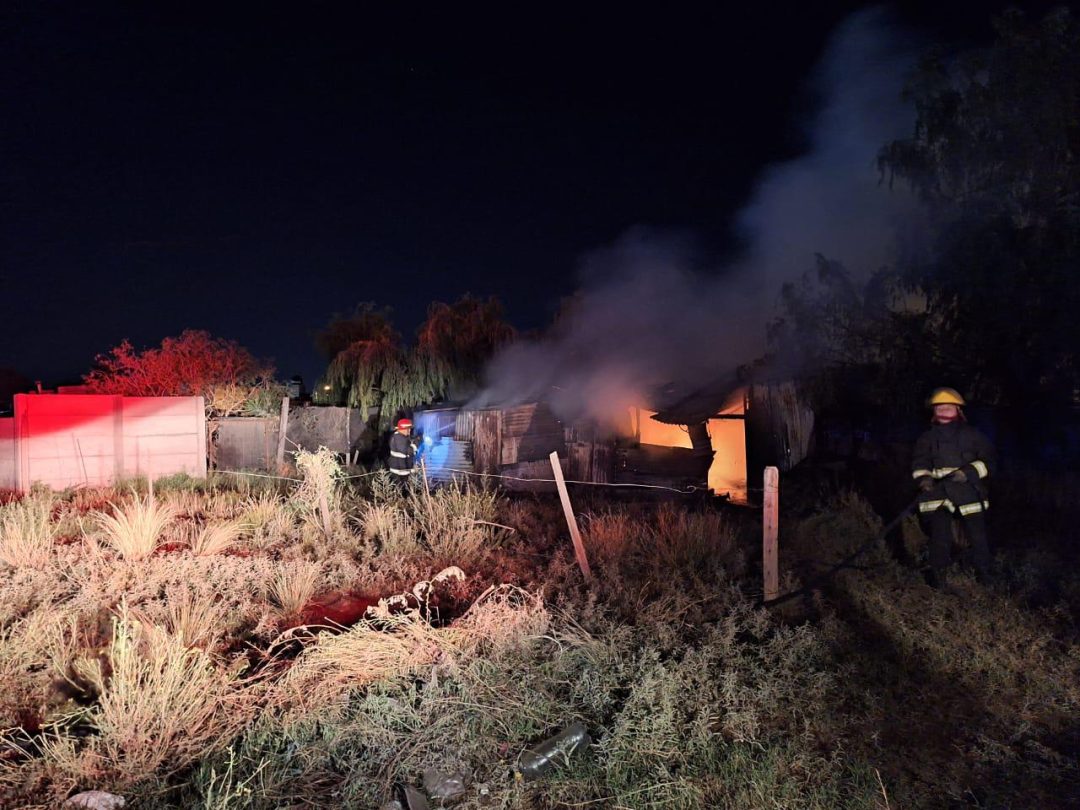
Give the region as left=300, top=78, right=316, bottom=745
left=160, top=489, right=206, bottom=518
left=240, top=494, right=287, bottom=532
left=584, top=504, right=739, bottom=582
left=95, top=496, right=177, bottom=560
left=411, top=480, right=505, bottom=563
left=190, top=519, right=246, bottom=556
left=1, top=477, right=1075, bottom=809
left=0, top=497, right=56, bottom=569
left=41, top=601, right=248, bottom=788
left=267, top=561, right=322, bottom=616
left=280, top=612, right=456, bottom=711
left=360, top=500, right=420, bottom=555
left=279, top=585, right=547, bottom=714
left=163, top=589, right=228, bottom=651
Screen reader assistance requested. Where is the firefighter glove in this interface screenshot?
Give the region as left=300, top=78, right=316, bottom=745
left=949, top=470, right=967, bottom=483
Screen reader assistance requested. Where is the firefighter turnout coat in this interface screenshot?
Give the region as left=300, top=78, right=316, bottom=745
left=389, top=431, right=418, bottom=476
left=911, top=421, right=996, bottom=517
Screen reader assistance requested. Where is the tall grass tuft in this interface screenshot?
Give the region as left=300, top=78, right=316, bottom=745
left=0, top=497, right=56, bottom=569
left=96, top=495, right=177, bottom=560
left=267, top=562, right=321, bottom=616
left=165, top=590, right=227, bottom=651
left=360, top=500, right=420, bottom=555
left=241, top=493, right=287, bottom=532
left=411, top=479, right=505, bottom=563
left=58, top=601, right=245, bottom=784
left=191, top=519, right=246, bottom=556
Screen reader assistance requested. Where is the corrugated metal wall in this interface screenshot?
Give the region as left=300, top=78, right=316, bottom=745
left=501, top=403, right=565, bottom=465
left=421, top=439, right=474, bottom=482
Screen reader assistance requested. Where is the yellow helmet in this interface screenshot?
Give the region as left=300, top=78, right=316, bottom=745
left=928, top=387, right=965, bottom=407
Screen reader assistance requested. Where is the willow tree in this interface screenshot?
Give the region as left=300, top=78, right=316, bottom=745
left=415, top=295, right=516, bottom=400
left=317, top=298, right=515, bottom=429
left=316, top=305, right=413, bottom=427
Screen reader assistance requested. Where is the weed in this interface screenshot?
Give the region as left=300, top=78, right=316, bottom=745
left=360, top=500, right=420, bottom=555
left=0, top=497, right=56, bottom=569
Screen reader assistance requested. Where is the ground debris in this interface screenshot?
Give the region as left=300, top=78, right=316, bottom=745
left=422, top=766, right=468, bottom=801
left=517, top=722, right=591, bottom=780
left=403, top=784, right=431, bottom=809
left=63, top=791, right=126, bottom=809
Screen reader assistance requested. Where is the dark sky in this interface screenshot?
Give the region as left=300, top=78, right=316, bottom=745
left=0, top=1, right=1063, bottom=385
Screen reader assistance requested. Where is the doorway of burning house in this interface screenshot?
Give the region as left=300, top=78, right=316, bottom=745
left=638, top=381, right=812, bottom=504
left=632, top=391, right=749, bottom=504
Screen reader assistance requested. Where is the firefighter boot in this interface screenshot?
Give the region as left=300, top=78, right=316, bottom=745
left=962, top=513, right=995, bottom=586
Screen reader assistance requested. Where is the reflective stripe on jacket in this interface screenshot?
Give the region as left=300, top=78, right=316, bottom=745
left=389, top=431, right=417, bottom=473
left=911, top=421, right=996, bottom=516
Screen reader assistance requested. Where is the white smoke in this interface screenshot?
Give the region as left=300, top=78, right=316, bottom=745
left=474, top=8, right=923, bottom=422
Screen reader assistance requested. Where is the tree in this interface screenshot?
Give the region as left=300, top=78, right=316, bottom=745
left=84, top=331, right=276, bottom=413
left=314, top=305, right=416, bottom=427
left=314, top=303, right=399, bottom=361
left=315, top=297, right=516, bottom=429
left=878, top=8, right=1080, bottom=408
left=415, top=295, right=516, bottom=400
left=767, top=255, right=944, bottom=420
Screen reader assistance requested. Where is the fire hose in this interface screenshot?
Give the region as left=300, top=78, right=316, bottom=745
left=760, top=496, right=921, bottom=608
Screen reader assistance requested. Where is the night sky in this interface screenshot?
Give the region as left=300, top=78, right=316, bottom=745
left=1, top=2, right=1061, bottom=386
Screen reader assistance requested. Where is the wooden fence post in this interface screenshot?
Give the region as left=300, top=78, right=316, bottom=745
left=276, top=397, right=290, bottom=468
left=763, top=466, right=779, bottom=602
left=549, top=451, right=592, bottom=580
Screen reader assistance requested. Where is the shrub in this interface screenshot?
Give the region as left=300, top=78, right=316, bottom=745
left=294, top=447, right=346, bottom=536
left=84, top=330, right=272, bottom=403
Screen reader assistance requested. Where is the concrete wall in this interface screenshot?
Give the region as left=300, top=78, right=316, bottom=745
left=9, top=394, right=206, bottom=492
left=0, top=418, right=14, bottom=490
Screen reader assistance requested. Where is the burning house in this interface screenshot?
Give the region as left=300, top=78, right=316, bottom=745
left=414, top=379, right=813, bottom=503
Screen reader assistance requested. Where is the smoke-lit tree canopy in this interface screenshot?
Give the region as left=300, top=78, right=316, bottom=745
left=771, top=9, right=1080, bottom=418
left=316, top=296, right=515, bottom=428
left=877, top=8, right=1080, bottom=408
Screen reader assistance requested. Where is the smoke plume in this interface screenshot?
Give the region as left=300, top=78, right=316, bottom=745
left=474, top=8, right=923, bottom=421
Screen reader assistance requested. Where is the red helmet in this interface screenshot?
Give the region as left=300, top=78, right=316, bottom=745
left=396, top=418, right=413, bottom=431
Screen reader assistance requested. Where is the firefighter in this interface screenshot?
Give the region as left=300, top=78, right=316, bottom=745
left=911, top=388, right=997, bottom=589
left=388, top=418, right=418, bottom=485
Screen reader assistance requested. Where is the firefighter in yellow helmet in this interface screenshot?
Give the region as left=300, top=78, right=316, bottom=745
left=911, top=388, right=997, bottom=589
